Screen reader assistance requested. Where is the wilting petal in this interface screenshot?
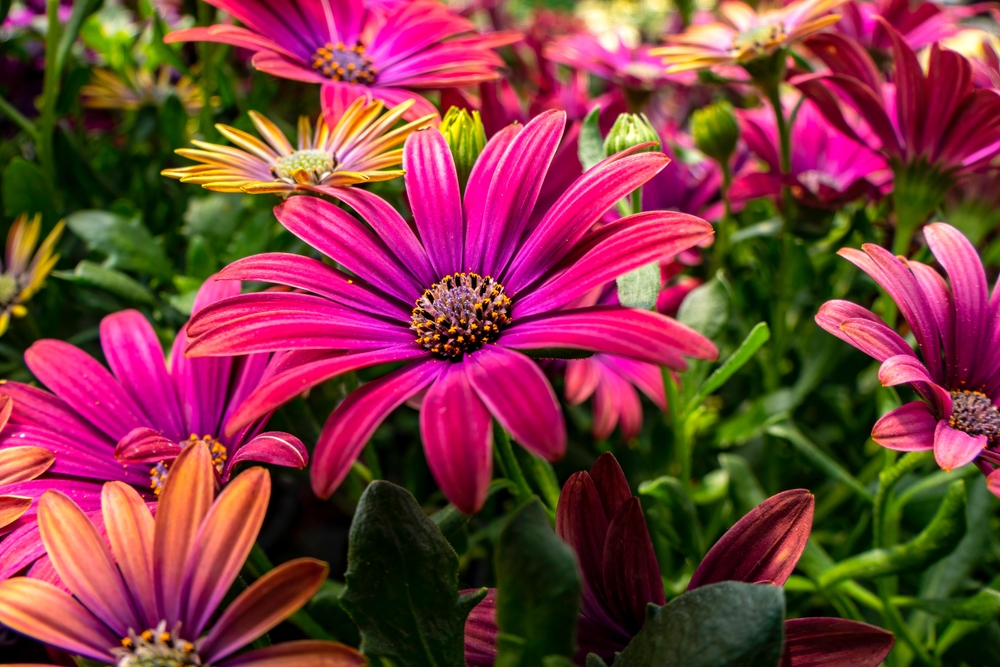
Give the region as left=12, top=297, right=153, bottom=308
left=590, top=452, right=632, bottom=521
left=0, top=578, right=117, bottom=662
left=102, top=482, right=157, bottom=630
left=201, top=559, right=330, bottom=663
left=154, top=443, right=214, bottom=625
left=37, top=490, right=138, bottom=636
left=115, top=427, right=183, bottom=465
left=0, top=446, right=54, bottom=485
left=216, top=640, right=366, bottom=667
left=226, top=432, right=308, bottom=476
left=421, top=363, right=493, bottom=515
left=602, top=498, right=665, bottom=633
left=933, top=420, right=985, bottom=472
left=782, top=617, right=894, bottom=667
left=466, top=346, right=565, bottom=461
left=871, top=402, right=937, bottom=451
left=182, top=467, right=270, bottom=637
left=689, top=489, right=813, bottom=590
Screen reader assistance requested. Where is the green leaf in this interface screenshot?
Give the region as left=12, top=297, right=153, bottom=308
left=676, top=277, right=729, bottom=339
left=585, top=655, right=609, bottom=667
left=307, top=580, right=361, bottom=645
left=766, top=420, right=873, bottom=502
left=614, top=581, right=785, bottom=667
left=818, top=480, right=968, bottom=588
left=638, top=476, right=702, bottom=558
left=3, top=157, right=59, bottom=225
left=52, top=261, right=156, bottom=304
left=904, top=589, right=1000, bottom=622
left=495, top=499, right=581, bottom=666
left=718, top=454, right=766, bottom=512
left=341, top=481, right=485, bottom=667
left=616, top=261, right=660, bottom=310
left=66, top=210, right=174, bottom=280
left=688, top=323, right=770, bottom=411
left=578, top=106, right=605, bottom=171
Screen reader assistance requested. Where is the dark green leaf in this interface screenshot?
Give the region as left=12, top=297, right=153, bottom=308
left=615, top=582, right=785, bottom=667
left=495, top=499, right=581, bottom=666
left=688, top=323, right=770, bottom=411
left=65, top=210, right=173, bottom=280
left=616, top=261, right=660, bottom=310
left=308, top=580, right=361, bottom=645
left=676, top=277, right=729, bottom=339
left=52, top=261, right=156, bottom=304
left=578, top=106, right=604, bottom=171
left=905, top=590, right=1000, bottom=622
left=718, top=454, right=766, bottom=512
left=3, top=157, right=59, bottom=225
left=341, top=481, right=485, bottom=667
left=766, top=421, right=873, bottom=501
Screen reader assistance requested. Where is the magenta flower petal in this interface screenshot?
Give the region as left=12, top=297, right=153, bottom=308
left=115, top=427, right=184, bottom=465
left=1, top=383, right=109, bottom=450
left=871, top=402, right=937, bottom=451
left=311, top=359, right=443, bottom=499
left=225, top=432, right=308, bottom=476
left=839, top=318, right=916, bottom=362
left=420, top=363, right=493, bottom=514
left=592, top=372, right=624, bottom=441
left=565, top=359, right=602, bottom=404
left=906, top=260, right=955, bottom=380
left=782, top=617, right=894, bottom=667
left=602, top=498, right=666, bottom=632
left=404, top=128, right=465, bottom=276
left=933, top=420, right=986, bottom=472
left=689, top=489, right=814, bottom=590
left=878, top=354, right=936, bottom=387
left=464, top=125, right=523, bottom=266
left=879, top=16, right=926, bottom=153
left=466, top=346, right=565, bottom=461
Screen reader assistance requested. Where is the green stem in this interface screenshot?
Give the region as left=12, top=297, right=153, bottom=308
left=493, top=422, right=535, bottom=505
left=760, top=74, right=795, bottom=228
left=0, top=94, right=38, bottom=140
left=196, top=1, right=218, bottom=139
left=631, top=185, right=643, bottom=216
left=710, top=162, right=732, bottom=275
left=663, top=368, right=689, bottom=485
left=38, top=0, right=63, bottom=184
left=246, top=544, right=337, bottom=641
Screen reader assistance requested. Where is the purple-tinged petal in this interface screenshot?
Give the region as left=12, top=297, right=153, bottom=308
left=872, top=402, right=937, bottom=451
left=0, top=522, right=45, bottom=579
left=689, top=489, right=813, bottom=590
left=804, top=33, right=884, bottom=92
left=421, top=362, right=493, bottom=515
left=115, top=427, right=183, bottom=465
left=839, top=318, right=916, bottom=362
left=590, top=452, right=632, bottom=521
left=782, top=617, right=894, bottom=667
left=102, top=482, right=157, bottom=630
left=404, top=128, right=465, bottom=276
left=602, top=497, right=665, bottom=633
left=921, top=45, right=973, bottom=161
left=311, top=359, right=443, bottom=499
left=611, top=356, right=667, bottom=410
left=906, top=259, right=955, bottom=383
left=466, top=346, right=565, bottom=461
left=215, top=640, right=366, bottom=667
left=0, top=382, right=110, bottom=450
left=933, top=420, right=985, bottom=472
left=226, top=432, right=308, bottom=478
left=876, top=17, right=925, bottom=157
left=0, top=426, right=146, bottom=486
left=464, top=125, right=523, bottom=266
left=878, top=354, right=935, bottom=387
left=987, top=468, right=1000, bottom=499
left=464, top=588, right=498, bottom=667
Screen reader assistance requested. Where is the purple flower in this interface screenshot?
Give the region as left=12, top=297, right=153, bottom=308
left=835, top=0, right=986, bottom=54
left=0, top=279, right=307, bottom=581
left=184, top=111, right=717, bottom=514
left=544, top=32, right=692, bottom=93
left=817, top=223, right=1000, bottom=491
left=165, top=0, right=518, bottom=119
left=733, top=96, right=890, bottom=210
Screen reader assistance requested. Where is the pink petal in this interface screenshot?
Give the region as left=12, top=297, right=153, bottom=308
left=871, top=402, right=937, bottom=451
left=115, top=427, right=183, bottom=465
left=404, top=128, right=465, bottom=276
left=933, top=420, right=985, bottom=472
left=226, top=432, right=308, bottom=476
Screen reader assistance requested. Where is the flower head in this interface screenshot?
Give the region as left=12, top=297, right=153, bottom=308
left=817, top=223, right=1000, bottom=491
left=545, top=31, right=687, bottom=91
left=654, top=0, right=845, bottom=73
left=0, top=444, right=364, bottom=667
left=0, top=213, right=63, bottom=337
left=162, top=96, right=433, bottom=195
left=0, top=279, right=307, bottom=580
left=835, top=0, right=984, bottom=55
left=82, top=67, right=204, bottom=115
left=165, top=0, right=518, bottom=119
left=184, top=111, right=717, bottom=515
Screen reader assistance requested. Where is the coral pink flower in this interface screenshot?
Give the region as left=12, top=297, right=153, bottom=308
left=0, top=444, right=364, bottom=667
left=165, top=0, right=518, bottom=119
left=184, top=111, right=717, bottom=515
left=834, top=0, right=986, bottom=53
left=817, top=223, right=1000, bottom=488
left=0, top=279, right=306, bottom=580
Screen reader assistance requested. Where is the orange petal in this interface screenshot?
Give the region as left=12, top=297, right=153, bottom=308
left=181, top=466, right=270, bottom=637
left=0, top=394, right=12, bottom=430
left=0, top=446, right=54, bottom=485
left=37, top=490, right=138, bottom=636
left=200, top=558, right=329, bottom=663
left=0, top=495, right=32, bottom=528
left=102, top=481, right=157, bottom=628
left=214, top=640, right=366, bottom=667
left=153, top=442, right=214, bottom=626
left=0, top=578, right=117, bottom=662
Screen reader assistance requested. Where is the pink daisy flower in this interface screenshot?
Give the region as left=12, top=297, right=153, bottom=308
left=184, top=111, right=717, bottom=514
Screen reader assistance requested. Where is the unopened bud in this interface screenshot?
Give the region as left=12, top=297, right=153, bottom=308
left=440, top=106, right=486, bottom=189
left=604, top=113, right=660, bottom=157
left=691, top=100, right=739, bottom=165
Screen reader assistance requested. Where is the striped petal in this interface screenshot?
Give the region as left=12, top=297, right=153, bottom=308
left=102, top=482, right=157, bottom=629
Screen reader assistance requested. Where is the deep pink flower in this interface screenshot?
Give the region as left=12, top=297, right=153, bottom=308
left=732, top=95, right=890, bottom=210
left=816, top=223, right=1000, bottom=491
left=464, top=453, right=895, bottom=665
left=0, top=279, right=307, bottom=581
left=794, top=24, right=1000, bottom=175
left=165, top=0, right=518, bottom=119
left=544, top=32, right=693, bottom=93
left=834, top=0, right=987, bottom=53
left=184, top=111, right=717, bottom=514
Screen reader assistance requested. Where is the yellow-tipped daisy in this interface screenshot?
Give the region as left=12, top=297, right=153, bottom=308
left=81, top=67, right=205, bottom=115
left=0, top=213, right=63, bottom=336
left=653, top=0, right=845, bottom=73
left=162, top=96, right=435, bottom=195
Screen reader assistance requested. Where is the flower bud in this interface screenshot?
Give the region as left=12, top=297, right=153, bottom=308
left=691, top=100, right=739, bottom=165
left=440, top=106, right=486, bottom=189
left=603, top=113, right=660, bottom=157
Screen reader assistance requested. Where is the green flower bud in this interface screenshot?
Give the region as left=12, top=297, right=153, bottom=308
left=603, top=113, right=661, bottom=157
left=440, top=106, right=486, bottom=189
left=691, top=100, right=739, bottom=165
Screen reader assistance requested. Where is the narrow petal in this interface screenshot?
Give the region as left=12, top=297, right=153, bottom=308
left=0, top=381, right=110, bottom=450
left=871, top=402, right=937, bottom=451
left=216, top=640, right=365, bottom=667
left=688, top=489, right=814, bottom=589
left=201, top=559, right=331, bottom=663
left=466, top=346, right=565, bottom=461
left=464, top=125, right=523, bottom=266
left=102, top=482, right=157, bottom=630
left=0, top=495, right=32, bottom=528
left=565, top=358, right=601, bottom=404
left=226, top=432, right=308, bottom=475
left=783, top=617, right=894, bottom=667
left=590, top=452, right=633, bottom=521
left=878, top=354, right=935, bottom=386
left=115, top=427, right=184, bottom=465
left=0, top=578, right=117, bottom=662
left=404, top=128, right=464, bottom=276
left=0, top=446, right=54, bottom=485
left=933, top=420, right=985, bottom=472
left=421, top=363, right=493, bottom=515
left=602, top=497, right=666, bottom=633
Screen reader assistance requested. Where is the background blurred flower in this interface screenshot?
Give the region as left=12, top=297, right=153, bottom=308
left=546, top=31, right=690, bottom=94
left=0, top=213, right=63, bottom=337
left=835, top=0, right=990, bottom=56
left=81, top=67, right=204, bottom=115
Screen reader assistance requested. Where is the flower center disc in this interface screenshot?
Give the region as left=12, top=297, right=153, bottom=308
left=950, top=390, right=1000, bottom=443
left=311, top=42, right=377, bottom=83
left=731, top=23, right=786, bottom=55
left=149, top=435, right=227, bottom=496
left=115, top=624, right=200, bottom=667
left=272, top=149, right=336, bottom=184
left=411, top=273, right=511, bottom=358
left=0, top=274, right=18, bottom=307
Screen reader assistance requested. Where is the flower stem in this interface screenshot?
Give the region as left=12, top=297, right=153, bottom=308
left=38, top=0, right=63, bottom=185
left=631, top=185, right=643, bottom=216
left=663, top=367, right=690, bottom=485
left=0, top=94, right=38, bottom=141
left=493, top=421, right=536, bottom=506
left=245, top=544, right=338, bottom=641
left=710, top=162, right=732, bottom=275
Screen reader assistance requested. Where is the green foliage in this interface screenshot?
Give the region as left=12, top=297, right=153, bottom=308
left=616, top=260, right=660, bottom=310
left=65, top=210, right=173, bottom=280
left=577, top=106, right=605, bottom=172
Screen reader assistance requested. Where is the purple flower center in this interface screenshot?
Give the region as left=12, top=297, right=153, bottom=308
left=410, top=273, right=512, bottom=358
left=150, top=435, right=228, bottom=496
left=950, top=390, right=1000, bottom=443
left=311, top=42, right=377, bottom=84
left=114, top=623, right=199, bottom=667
